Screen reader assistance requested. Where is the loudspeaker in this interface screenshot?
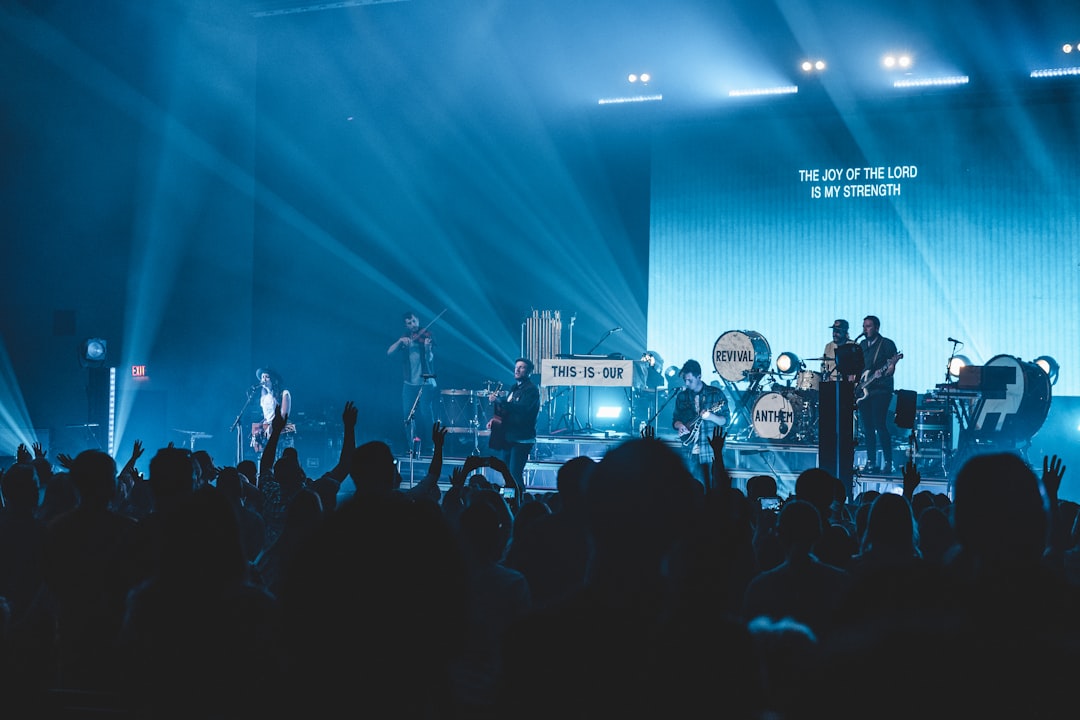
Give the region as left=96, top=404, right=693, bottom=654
left=818, top=381, right=856, bottom=499
left=894, top=390, right=917, bottom=429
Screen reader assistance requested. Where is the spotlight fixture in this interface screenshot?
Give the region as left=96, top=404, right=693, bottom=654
left=627, top=73, right=651, bottom=84
left=948, top=354, right=971, bottom=380
left=79, top=337, right=108, bottom=368
left=664, top=365, right=680, bottom=380
left=1064, top=44, right=1074, bottom=54
left=883, top=53, right=913, bottom=70
left=776, top=352, right=801, bottom=376
left=1033, top=356, right=1059, bottom=385
left=801, top=59, right=827, bottom=73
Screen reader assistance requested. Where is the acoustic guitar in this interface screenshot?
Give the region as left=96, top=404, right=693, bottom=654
left=485, top=383, right=509, bottom=451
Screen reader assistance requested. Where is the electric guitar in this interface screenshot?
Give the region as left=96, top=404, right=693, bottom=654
left=680, top=402, right=726, bottom=446
left=855, top=353, right=903, bottom=406
left=486, top=383, right=508, bottom=451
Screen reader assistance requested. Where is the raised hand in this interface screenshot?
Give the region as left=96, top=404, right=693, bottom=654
left=56, top=452, right=75, bottom=470
left=708, top=426, right=728, bottom=455
left=271, top=402, right=287, bottom=433
left=902, top=459, right=921, bottom=498
left=129, top=439, right=145, bottom=464
left=640, top=423, right=656, bottom=440
left=32, top=441, right=47, bottom=459
left=342, top=400, right=358, bottom=429
left=16, top=443, right=32, bottom=464
left=1043, top=454, right=1066, bottom=499
left=449, top=465, right=468, bottom=488
left=431, top=421, right=449, bottom=451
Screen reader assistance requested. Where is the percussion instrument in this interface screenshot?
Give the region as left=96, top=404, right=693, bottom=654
left=713, top=330, right=771, bottom=383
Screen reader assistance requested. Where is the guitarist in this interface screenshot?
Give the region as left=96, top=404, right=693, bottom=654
left=857, top=315, right=899, bottom=475
left=672, top=359, right=729, bottom=491
left=487, top=358, right=541, bottom=491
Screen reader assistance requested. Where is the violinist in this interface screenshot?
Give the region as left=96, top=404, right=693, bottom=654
left=388, top=311, right=437, bottom=457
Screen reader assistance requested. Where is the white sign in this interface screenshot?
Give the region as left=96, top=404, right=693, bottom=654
left=540, top=358, right=634, bottom=387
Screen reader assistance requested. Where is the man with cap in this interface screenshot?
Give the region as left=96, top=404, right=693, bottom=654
left=822, top=320, right=856, bottom=381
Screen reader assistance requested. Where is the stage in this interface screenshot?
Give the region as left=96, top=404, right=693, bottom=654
left=382, top=432, right=955, bottom=499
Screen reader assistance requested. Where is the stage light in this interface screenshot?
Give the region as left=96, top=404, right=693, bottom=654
left=596, top=406, right=623, bottom=419
left=801, top=61, right=813, bottom=72
left=664, top=365, right=680, bottom=380
left=640, top=351, right=663, bottom=368
left=948, top=354, right=971, bottom=379
left=640, top=73, right=650, bottom=83
left=1034, top=356, right=1059, bottom=385
left=1064, top=44, right=1074, bottom=54
left=815, top=60, right=826, bottom=71
left=776, top=352, right=801, bottom=376
left=628, top=74, right=638, bottom=83
left=79, top=337, right=108, bottom=368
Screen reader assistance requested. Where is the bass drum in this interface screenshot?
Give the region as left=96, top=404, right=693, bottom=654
left=713, top=330, right=771, bottom=383
left=972, top=355, right=1052, bottom=442
left=751, top=391, right=797, bottom=440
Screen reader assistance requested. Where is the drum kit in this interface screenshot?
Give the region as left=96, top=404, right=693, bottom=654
left=713, top=330, right=824, bottom=444
left=713, top=330, right=1055, bottom=468
left=437, top=381, right=506, bottom=453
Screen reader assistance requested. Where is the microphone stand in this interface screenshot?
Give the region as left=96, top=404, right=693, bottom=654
left=230, top=389, right=257, bottom=465
left=581, top=326, right=620, bottom=433
left=645, top=387, right=682, bottom=433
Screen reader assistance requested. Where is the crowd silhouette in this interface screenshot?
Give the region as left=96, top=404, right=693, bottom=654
left=0, top=404, right=1076, bottom=718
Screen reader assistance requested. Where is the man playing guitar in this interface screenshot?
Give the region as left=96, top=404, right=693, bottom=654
left=486, top=358, right=540, bottom=491
left=856, top=315, right=900, bottom=475
left=672, top=359, right=729, bottom=491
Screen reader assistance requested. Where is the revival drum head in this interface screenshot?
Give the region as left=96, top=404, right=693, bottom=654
left=713, top=330, right=771, bottom=383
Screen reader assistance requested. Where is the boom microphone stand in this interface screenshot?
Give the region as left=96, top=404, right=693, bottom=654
left=552, top=313, right=583, bottom=434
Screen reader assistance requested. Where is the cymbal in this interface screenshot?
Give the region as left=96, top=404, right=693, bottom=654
left=802, top=357, right=828, bottom=362
left=174, top=429, right=212, bottom=439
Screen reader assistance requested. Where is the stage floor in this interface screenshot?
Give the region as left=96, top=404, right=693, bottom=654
left=385, top=432, right=954, bottom=499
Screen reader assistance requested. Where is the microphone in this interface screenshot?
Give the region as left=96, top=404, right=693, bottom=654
left=948, top=337, right=962, bottom=344
left=853, top=332, right=866, bottom=341
left=250, top=384, right=262, bottom=392
left=610, top=326, right=622, bottom=334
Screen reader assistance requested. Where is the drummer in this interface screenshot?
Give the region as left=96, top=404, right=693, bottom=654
left=822, top=319, right=856, bottom=381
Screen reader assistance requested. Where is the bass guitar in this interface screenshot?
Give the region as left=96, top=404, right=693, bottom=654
left=855, top=352, right=903, bottom=406
left=681, top=402, right=726, bottom=446
left=485, top=383, right=508, bottom=451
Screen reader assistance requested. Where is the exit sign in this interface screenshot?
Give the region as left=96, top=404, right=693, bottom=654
left=131, top=365, right=147, bottom=378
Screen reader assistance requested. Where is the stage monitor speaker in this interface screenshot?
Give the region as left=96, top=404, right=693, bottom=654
left=894, top=390, right=917, bottom=429
left=818, top=381, right=856, bottom=499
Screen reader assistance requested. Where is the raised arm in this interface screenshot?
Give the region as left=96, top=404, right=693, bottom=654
left=405, top=422, right=449, bottom=500
left=709, top=426, right=731, bottom=490
left=486, top=455, right=520, bottom=514
left=326, top=401, right=358, bottom=482
left=259, top=403, right=288, bottom=480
